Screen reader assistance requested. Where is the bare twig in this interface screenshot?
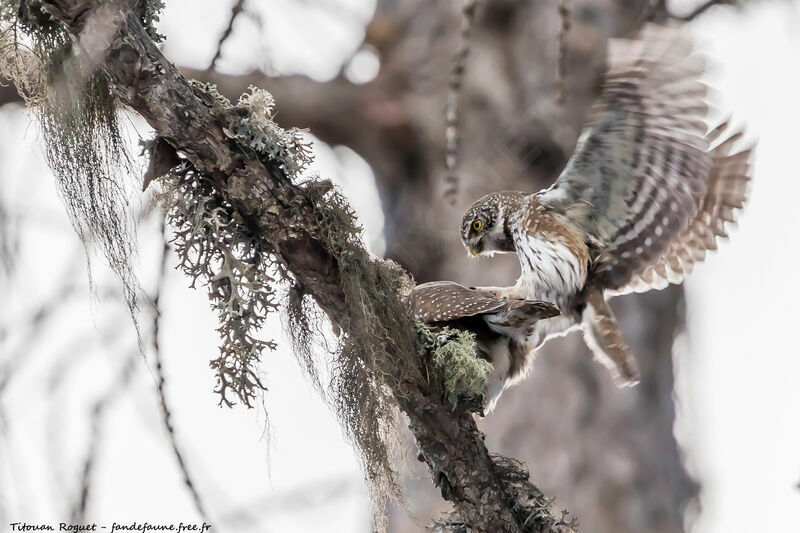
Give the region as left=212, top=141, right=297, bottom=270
left=678, top=0, right=736, bottom=21
left=208, top=0, right=246, bottom=71
left=152, top=213, right=211, bottom=524
left=556, top=0, right=571, bottom=105
left=444, top=0, right=481, bottom=205
left=72, top=352, right=137, bottom=522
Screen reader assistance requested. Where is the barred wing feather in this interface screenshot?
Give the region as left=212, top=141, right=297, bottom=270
left=538, top=24, right=728, bottom=292
left=615, top=125, right=753, bottom=294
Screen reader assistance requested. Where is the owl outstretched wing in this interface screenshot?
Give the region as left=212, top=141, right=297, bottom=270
left=614, top=125, right=752, bottom=294
left=413, top=281, right=559, bottom=324
left=537, top=24, right=752, bottom=292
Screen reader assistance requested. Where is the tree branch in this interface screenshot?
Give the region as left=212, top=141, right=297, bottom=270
left=0, top=81, right=24, bottom=107
left=676, top=0, right=737, bottom=21
left=207, top=0, right=246, bottom=71
left=152, top=215, right=210, bottom=523
left=72, top=352, right=137, bottom=523
left=28, top=0, right=575, bottom=530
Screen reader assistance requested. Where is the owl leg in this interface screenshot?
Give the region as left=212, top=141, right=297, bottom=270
left=483, top=341, right=510, bottom=414
left=483, top=338, right=537, bottom=413
left=581, top=289, right=640, bottom=387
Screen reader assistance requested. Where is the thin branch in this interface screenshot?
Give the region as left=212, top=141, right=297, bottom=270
left=72, top=352, right=137, bottom=523
left=152, top=213, right=212, bottom=524
left=556, top=0, right=571, bottom=105
left=207, top=0, right=246, bottom=71
left=677, top=0, right=736, bottom=21
left=444, top=0, right=482, bottom=205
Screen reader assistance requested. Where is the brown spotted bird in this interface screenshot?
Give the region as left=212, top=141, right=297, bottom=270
left=413, top=281, right=559, bottom=411
left=460, top=25, right=754, bottom=386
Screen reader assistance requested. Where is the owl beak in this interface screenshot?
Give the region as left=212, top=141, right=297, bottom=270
left=467, top=239, right=483, bottom=258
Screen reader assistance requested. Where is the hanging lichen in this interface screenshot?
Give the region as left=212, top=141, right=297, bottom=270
left=158, top=165, right=278, bottom=407
left=156, top=156, right=414, bottom=527
left=422, top=326, right=491, bottom=409
left=285, top=182, right=424, bottom=530
left=228, top=85, right=314, bottom=176
left=0, top=1, right=166, bottom=329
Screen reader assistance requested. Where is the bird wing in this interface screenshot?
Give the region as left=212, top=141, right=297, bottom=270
left=413, top=281, right=506, bottom=323
left=537, top=24, right=740, bottom=291
left=497, top=299, right=561, bottom=324
left=412, top=281, right=559, bottom=324
left=611, top=125, right=753, bottom=294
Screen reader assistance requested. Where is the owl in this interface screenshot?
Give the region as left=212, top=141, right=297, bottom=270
left=413, top=281, right=559, bottom=411
left=460, top=24, right=754, bottom=386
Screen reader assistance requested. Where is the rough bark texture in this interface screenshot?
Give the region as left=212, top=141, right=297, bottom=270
left=19, top=0, right=578, bottom=531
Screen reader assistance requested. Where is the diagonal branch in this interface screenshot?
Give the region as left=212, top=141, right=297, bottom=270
left=677, top=0, right=737, bottom=21
left=26, top=1, right=576, bottom=530
left=72, top=351, right=137, bottom=522
left=207, top=0, right=246, bottom=71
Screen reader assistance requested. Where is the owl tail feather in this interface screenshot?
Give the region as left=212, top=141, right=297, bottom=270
left=581, top=289, right=640, bottom=387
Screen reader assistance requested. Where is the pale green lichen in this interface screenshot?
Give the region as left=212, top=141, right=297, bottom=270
left=159, top=166, right=277, bottom=407
left=228, top=86, right=314, bottom=177
left=427, top=327, right=492, bottom=409
left=187, top=80, right=231, bottom=108
left=188, top=82, right=314, bottom=178
left=1, top=1, right=142, bottom=325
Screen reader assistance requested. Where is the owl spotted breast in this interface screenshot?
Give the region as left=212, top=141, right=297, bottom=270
left=460, top=24, right=754, bottom=387
left=413, top=281, right=559, bottom=412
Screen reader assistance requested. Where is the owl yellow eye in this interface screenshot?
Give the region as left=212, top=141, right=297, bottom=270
left=472, top=220, right=483, bottom=232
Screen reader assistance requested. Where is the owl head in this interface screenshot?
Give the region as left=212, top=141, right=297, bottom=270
left=460, top=191, right=525, bottom=257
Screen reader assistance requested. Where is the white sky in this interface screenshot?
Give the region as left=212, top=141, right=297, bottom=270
left=681, top=4, right=800, bottom=532
left=1, top=1, right=799, bottom=532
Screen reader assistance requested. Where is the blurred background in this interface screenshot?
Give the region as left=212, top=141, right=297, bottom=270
left=1, top=0, right=799, bottom=532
